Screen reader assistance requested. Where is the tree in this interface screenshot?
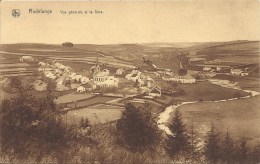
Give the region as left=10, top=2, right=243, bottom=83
left=47, top=80, right=56, bottom=93
left=0, top=89, right=74, bottom=163
left=236, top=137, right=249, bottom=163
left=10, top=76, right=22, bottom=90
left=204, top=123, right=220, bottom=163
left=79, top=117, right=90, bottom=129
left=165, top=109, right=191, bottom=157
left=251, top=144, right=260, bottom=163
left=189, top=121, right=200, bottom=156
left=221, top=129, right=235, bottom=163
left=178, top=68, right=187, bottom=76
left=116, top=103, right=160, bottom=152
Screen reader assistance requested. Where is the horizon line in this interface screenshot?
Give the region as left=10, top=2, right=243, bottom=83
left=1, top=40, right=258, bottom=45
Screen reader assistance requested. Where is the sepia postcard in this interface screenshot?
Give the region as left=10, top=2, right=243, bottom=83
left=0, top=0, right=260, bottom=163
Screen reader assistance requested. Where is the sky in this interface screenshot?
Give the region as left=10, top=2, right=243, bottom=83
left=0, top=0, right=260, bottom=44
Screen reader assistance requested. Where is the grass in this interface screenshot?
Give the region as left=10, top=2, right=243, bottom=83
left=173, top=81, right=249, bottom=102
left=175, top=95, right=260, bottom=146
left=66, top=96, right=116, bottom=108
left=215, top=74, right=260, bottom=92
left=55, top=93, right=95, bottom=104
left=65, top=105, right=124, bottom=125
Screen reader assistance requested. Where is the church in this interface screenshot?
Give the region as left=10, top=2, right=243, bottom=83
left=90, top=58, right=119, bottom=88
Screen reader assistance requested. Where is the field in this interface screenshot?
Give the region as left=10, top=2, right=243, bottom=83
left=186, top=41, right=260, bottom=67
left=66, top=96, right=116, bottom=108
left=175, top=95, right=260, bottom=146
left=1, top=41, right=259, bottom=143
left=65, top=104, right=124, bottom=124
left=215, top=74, right=260, bottom=92
left=55, top=93, right=95, bottom=104
left=174, top=81, right=249, bottom=102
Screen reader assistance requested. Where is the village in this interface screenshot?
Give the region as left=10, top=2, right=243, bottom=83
left=0, top=42, right=259, bottom=164
left=12, top=54, right=251, bottom=111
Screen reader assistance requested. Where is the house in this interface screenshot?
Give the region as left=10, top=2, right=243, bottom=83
left=162, top=74, right=196, bottom=84
left=130, top=73, right=141, bottom=82
left=19, top=56, right=34, bottom=62
left=69, top=72, right=77, bottom=78
left=240, top=72, right=249, bottom=76
left=231, top=69, right=243, bottom=75
left=37, top=68, right=43, bottom=72
left=125, top=71, right=142, bottom=82
left=38, top=61, right=47, bottom=66
left=55, top=69, right=63, bottom=74
left=178, top=74, right=196, bottom=83
left=0, top=76, right=7, bottom=84
left=203, top=66, right=211, bottom=71
left=153, top=72, right=161, bottom=77
left=54, top=62, right=66, bottom=69
left=116, top=68, right=125, bottom=75
left=74, top=74, right=83, bottom=82
left=84, top=81, right=97, bottom=91
left=81, top=76, right=89, bottom=84
left=64, top=66, right=72, bottom=72
left=56, top=77, right=65, bottom=85
left=149, top=87, right=161, bottom=97
left=77, top=86, right=86, bottom=92
left=71, top=83, right=81, bottom=89
left=56, top=84, right=69, bottom=91
left=33, top=80, right=47, bottom=91
left=118, top=78, right=135, bottom=88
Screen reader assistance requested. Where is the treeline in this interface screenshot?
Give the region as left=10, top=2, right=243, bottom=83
left=116, top=105, right=260, bottom=163
left=62, top=42, right=74, bottom=47
left=1, top=86, right=260, bottom=163
left=0, top=86, right=96, bottom=163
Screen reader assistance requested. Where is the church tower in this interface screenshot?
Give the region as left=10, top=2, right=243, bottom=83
left=90, top=57, right=100, bottom=76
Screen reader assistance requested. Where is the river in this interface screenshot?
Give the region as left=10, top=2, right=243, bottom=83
left=157, top=79, right=260, bottom=136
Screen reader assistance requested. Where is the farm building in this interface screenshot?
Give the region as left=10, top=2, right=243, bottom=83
left=231, top=68, right=249, bottom=76
left=178, top=74, right=196, bottom=83
left=77, top=86, right=86, bottom=92
left=162, top=74, right=196, bottom=84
